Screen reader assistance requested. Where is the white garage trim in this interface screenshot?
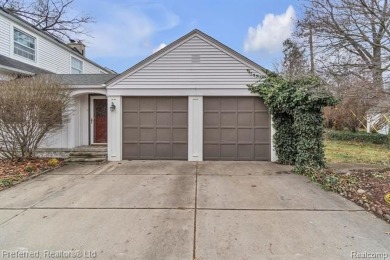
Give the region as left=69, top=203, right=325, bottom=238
left=107, top=96, right=122, bottom=161
left=188, top=96, right=203, bottom=161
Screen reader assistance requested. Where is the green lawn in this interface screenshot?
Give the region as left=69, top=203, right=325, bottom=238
left=325, top=140, right=390, bottom=165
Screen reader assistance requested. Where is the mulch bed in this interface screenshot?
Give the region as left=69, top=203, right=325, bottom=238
left=319, top=168, right=390, bottom=223
left=0, top=158, right=63, bottom=190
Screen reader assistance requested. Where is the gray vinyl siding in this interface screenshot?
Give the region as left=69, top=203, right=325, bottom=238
left=116, top=36, right=259, bottom=88
left=0, top=16, right=10, bottom=56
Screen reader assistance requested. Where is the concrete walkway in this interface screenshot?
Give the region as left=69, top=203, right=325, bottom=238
left=0, top=161, right=388, bottom=260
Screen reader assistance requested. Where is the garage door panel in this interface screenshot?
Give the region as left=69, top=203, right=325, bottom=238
left=221, top=144, right=236, bottom=158
left=157, top=112, right=172, bottom=126
left=221, top=112, right=236, bottom=127
left=156, top=97, right=172, bottom=110
left=204, top=97, right=219, bottom=110
left=221, top=129, right=236, bottom=142
left=123, top=97, right=188, bottom=160
left=173, top=112, right=187, bottom=126
left=123, top=144, right=138, bottom=158
left=204, top=97, right=270, bottom=161
left=172, top=98, right=187, bottom=109
left=255, top=112, right=270, bottom=127
left=238, top=98, right=254, bottom=110
left=156, top=128, right=171, bottom=142
left=204, top=144, right=219, bottom=158
left=172, top=144, right=187, bottom=159
left=255, top=128, right=270, bottom=143
left=255, top=144, right=270, bottom=160
left=123, top=128, right=138, bottom=142
left=139, top=143, right=154, bottom=158
left=139, top=97, right=156, bottom=110
left=238, top=144, right=253, bottom=158
left=238, top=113, right=253, bottom=127
left=238, top=129, right=253, bottom=142
left=156, top=144, right=171, bottom=158
left=123, top=112, right=138, bottom=125
left=204, top=128, right=219, bottom=142
left=123, top=98, right=138, bottom=110
left=139, top=112, right=154, bottom=126
left=221, top=97, right=237, bottom=110
left=172, top=128, right=187, bottom=142
left=139, top=128, right=154, bottom=142
left=204, top=113, right=219, bottom=126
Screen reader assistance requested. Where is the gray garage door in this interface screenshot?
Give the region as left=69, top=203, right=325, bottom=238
left=203, top=97, right=270, bottom=161
left=122, top=97, right=188, bottom=160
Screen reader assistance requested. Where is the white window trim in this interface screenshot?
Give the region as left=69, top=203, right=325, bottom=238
left=11, top=25, right=38, bottom=64
left=70, top=56, right=83, bottom=74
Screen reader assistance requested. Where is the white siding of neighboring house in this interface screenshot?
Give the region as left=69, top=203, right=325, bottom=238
left=0, top=12, right=106, bottom=74
left=40, top=95, right=90, bottom=149
left=84, top=61, right=104, bottom=74
left=39, top=39, right=71, bottom=73
left=0, top=16, right=10, bottom=56
left=114, top=36, right=259, bottom=89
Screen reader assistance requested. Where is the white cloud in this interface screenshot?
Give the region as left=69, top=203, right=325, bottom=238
left=152, top=43, right=167, bottom=53
left=244, top=5, right=295, bottom=53
left=85, top=1, right=179, bottom=58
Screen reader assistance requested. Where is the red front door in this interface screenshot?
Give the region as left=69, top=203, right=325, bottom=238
left=93, top=99, right=107, bottom=143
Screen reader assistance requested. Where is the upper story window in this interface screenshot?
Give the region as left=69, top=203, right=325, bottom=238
left=14, top=28, right=36, bottom=61
left=71, top=57, right=83, bottom=74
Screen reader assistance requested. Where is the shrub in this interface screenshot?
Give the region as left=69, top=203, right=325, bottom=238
left=0, top=75, right=73, bottom=161
left=47, top=158, right=60, bottom=167
left=248, top=71, right=337, bottom=173
left=326, top=130, right=388, bottom=145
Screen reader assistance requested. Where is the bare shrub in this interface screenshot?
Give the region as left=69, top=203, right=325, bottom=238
left=0, top=75, right=73, bottom=160
left=324, top=77, right=377, bottom=132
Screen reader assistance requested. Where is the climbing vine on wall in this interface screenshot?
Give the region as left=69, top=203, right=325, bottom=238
left=247, top=71, right=338, bottom=173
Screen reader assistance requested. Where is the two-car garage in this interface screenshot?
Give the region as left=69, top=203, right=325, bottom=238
left=122, top=96, right=270, bottom=161
left=107, top=30, right=274, bottom=162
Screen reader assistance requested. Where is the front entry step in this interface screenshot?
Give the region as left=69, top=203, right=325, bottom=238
left=65, top=145, right=107, bottom=164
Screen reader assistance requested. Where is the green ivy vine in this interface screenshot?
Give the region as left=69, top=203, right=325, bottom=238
left=248, top=71, right=338, bottom=173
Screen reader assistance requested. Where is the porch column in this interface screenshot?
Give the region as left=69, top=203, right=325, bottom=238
left=188, top=96, right=203, bottom=161
left=107, top=96, right=122, bottom=161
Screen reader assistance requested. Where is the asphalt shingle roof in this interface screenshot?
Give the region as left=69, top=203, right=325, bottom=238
left=48, top=74, right=118, bottom=85
left=0, top=54, right=52, bottom=75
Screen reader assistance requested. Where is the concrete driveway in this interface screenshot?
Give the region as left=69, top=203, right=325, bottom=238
left=0, top=161, right=388, bottom=260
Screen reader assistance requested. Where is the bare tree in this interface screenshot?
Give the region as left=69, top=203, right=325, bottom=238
left=281, top=38, right=309, bottom=78
left=0, top=75, right=73, bottom=160
left=297, top=0, right=390, bottom=90
left=0, top=0, right=93, bottom=41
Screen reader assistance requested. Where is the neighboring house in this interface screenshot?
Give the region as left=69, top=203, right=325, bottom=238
left=0, top=7, right=113, bottom=78
left=39, top=29, right=277, bottom=162
left=366, top=100, right=390, bottom=135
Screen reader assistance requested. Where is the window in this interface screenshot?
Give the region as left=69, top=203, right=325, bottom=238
left=14, top=28, right=36, bottom=61
left=71, top=57, right=83, bottom=74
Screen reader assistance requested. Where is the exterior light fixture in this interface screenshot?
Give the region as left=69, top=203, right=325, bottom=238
left=110, top=102, right=116, bottom=112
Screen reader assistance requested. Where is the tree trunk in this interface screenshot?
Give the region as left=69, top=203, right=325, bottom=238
left=309, top=27, right=315, bottom=74
left=372, top=44, right=383, bottom=90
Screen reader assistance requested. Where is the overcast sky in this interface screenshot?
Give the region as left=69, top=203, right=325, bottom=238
left=72, top=0, right=300, bottom=73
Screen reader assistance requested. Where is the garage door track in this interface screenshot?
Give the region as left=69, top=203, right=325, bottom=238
left=0, top=161, right=389, bottom=260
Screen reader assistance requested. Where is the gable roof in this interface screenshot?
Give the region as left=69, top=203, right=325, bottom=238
left=106, top=29, right=270, bottom=86
left=0, top=54, right=52, bottom=75
left=0, top=7, right=114, bottom=74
